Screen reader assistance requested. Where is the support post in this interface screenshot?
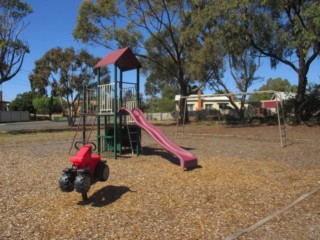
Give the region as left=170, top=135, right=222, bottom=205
left=82, top=85, right=86, bottom=145
left=96, top=68, right=101, bottom=155
left=136, top=68, right=141, bottom=155
left=136, top=68, right=140, bottom=107
left=119, top=70, right=123, bottom=154
left=113, top=65, right=118, bottom=159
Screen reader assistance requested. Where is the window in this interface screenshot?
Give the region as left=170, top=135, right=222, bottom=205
left=205, top=104, right=213, bottom=111
left=219, top=103, right=228, bottom=109
left=187, top=104, right=194, bottom=111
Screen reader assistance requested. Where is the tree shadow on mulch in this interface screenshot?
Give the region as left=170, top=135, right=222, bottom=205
left=78, top=185, right=134, bottom=207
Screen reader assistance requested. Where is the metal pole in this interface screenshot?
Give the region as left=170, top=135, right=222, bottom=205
left=96, top=68, right=101, bottom=154
left=114, top=65, right=118, bottom=159
left=137, top=68, right=140, bottom=108
left=82, top=85, right=86, bottom=145
left=136, top=67, right=141, bottom=155
left=119, top=70, right=123, bottom=155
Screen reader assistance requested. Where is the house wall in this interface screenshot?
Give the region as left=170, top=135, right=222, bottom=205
left=0, top=102, right=9, bottom=111
left=202, top=100, right=231, bottom=110
left=175, top=97, right=240, bottom=111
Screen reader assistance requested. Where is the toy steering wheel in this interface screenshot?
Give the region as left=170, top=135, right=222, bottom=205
left=74, top=141, right=97, bottom=151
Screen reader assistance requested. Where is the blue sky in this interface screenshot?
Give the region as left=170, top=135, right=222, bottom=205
left=1, top=1, right=320, bottom=101
left=2, top=0, right=106, bottom=101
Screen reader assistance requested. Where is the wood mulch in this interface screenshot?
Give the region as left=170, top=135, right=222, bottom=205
left=0, top=123, right=319, bottom=239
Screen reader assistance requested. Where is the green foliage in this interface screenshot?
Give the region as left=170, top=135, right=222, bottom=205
left=229, top=49, right=262, bottom=93
left=284, top=83, right=320, bottom=123
left=143, top=96, right=158, bottom=113
left=144, top=85, right=176, bottom=112
left=197, top=0, right=320, bottom=123
left=74, top=0, right=320, bottom=124
left=29, top=47, right=102, bottom=125
left=8, top=91, right=37, bottom=113
left=0, top=0, right=32, bottom=84
left=143, top=95, right=175, bottom=113
left=32, top=97, right=47, bottom=113
left=156, top=98, right=175, bottom=112
left=32, top=96, right=62, bottom=115
left=250, top=78, right=294, bottom=101
left=262, top=78, right=292, bottom=92
left=29, top=47, right=101, bottom=96
left=74, top=0, right=212, bottom=122
left=73, top=0, right=142, bottom=50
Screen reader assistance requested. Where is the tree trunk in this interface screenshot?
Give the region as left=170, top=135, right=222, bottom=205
left=179, top=84, right=189, bottom=124
left=228, top=95, right=246, bottom=122
left=67, top=104, right=75, bottom=126
left=293, top=55, right=308, bottom=124
left=239, top=95, right=247, bottom=122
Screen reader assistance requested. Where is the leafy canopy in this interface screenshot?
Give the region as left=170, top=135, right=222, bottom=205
left=250, top=78, right=294, bottom=101
left=74, top=1, right=213, bottom=97
left=0, top=0, right=32, bottom=84
left=197, top=0, right=320, bottom=123
left=8, top=91, right=37, bottom=113
left=29, top=47, right=103, bottom=125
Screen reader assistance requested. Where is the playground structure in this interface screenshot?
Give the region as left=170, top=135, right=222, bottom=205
left=60, top=48, right=197, bottom=200
left=69, top=47, right=197, bottom=169
left=91, top=47, right=142, bottom=158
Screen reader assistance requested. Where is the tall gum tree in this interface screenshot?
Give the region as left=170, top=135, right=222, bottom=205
left=0, top=0, right=32, bottom=85
left=29, top=47, right=102, bottom=126
left=73, top=0, right=214, bottom=122
left=198, top=0, right=320, bottom=124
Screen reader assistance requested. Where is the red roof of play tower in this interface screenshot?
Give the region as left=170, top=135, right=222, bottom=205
left=94, top=47, right=141, bottom=71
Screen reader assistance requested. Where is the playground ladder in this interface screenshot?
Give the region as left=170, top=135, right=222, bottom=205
left=276, top=101, right=287, bottom=148
left=126, top=124, right=138, bottom=155
left=127, top=124, right=136, bottom=155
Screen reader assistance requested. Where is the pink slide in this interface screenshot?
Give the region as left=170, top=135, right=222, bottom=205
left=122, top=108, right=197, bottom=169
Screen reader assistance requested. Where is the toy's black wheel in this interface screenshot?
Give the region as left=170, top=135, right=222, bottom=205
left=59, top=173, right=75, bottom=192
left=75, top=174, right=91, bottom=193
left=100, top=164, right=109, bottom=182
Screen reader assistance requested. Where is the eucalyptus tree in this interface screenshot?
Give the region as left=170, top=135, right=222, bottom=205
left=198, top=0, right=320, bottom=124
left=73, top=0, right=215, bottom=122
left=186, top=2, right=262, bottom=121
left=0, top=0, right=32, bottom=85
left=29, top=47, right=103, bottom=125
left=250, top=78, right=294, bottom=102
left=228, top=48, right=262, bottom=119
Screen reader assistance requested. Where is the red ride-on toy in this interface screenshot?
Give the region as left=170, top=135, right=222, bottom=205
left=59, top=145, right=109, bottom=200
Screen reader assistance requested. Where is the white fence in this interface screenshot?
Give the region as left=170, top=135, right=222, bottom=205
left=98, top=83, right=114, bottom=113
left=0, top=111, right=30, bottom=122
left=96, top=83, right=137, bottom=114
left=145, top=112, right=175, bottom=121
